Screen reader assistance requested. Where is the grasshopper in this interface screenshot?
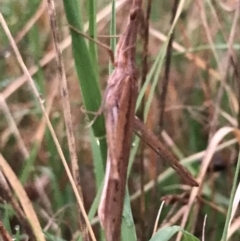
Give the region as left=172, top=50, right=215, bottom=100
left=70, top=0, right=198, bottom=240
left=98, top=1, right=144, bottom=240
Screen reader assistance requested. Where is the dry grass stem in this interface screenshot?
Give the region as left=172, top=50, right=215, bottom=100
left=0, top=154, right=45, bottom=241
left=3, top=0, right=47, bottom=51
left=0, top=94, right=29, bottom=159
left=152, top=201, right=165, bottom=235
left=47, top=0, right=91, bottom=240
left=202, top=214, right=207, bottom=241
left=162, top=206, right=186, bottom=228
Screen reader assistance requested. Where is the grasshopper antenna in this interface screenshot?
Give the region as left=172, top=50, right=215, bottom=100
left=80, top=104, right=104, bottom=129
left=69, top=24, right=115, bottom=65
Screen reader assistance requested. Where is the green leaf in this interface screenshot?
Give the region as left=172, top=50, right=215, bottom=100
left=149, top=226, right=200, bottom=241
left=121, top=189, right=137, bottom=241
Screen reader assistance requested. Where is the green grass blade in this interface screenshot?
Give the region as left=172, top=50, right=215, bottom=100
left=87, top=0, right=98, bottom=70
left=62, top=0, right=107, bottom=164
left=20, top=142, right=39, bottom=184
left=149, top=226, right=200, bottom=241
left=90, top=128, right=104, bottom=188
left=88, top=180, right=103, bottom=221
left=121, top=189, right=137, bottom=241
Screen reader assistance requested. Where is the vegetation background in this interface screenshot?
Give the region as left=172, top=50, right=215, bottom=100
left=0, top=0, right=240, bottom=240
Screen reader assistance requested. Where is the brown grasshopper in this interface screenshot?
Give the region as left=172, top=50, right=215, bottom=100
left=70, top=0, right=198, bottom=240
left=97, top=1, right=198, bottom=239
left=98, top=1, right=143, bottom=240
